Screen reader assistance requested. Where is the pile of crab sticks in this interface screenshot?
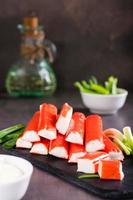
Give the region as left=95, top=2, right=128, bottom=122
left=16, top=102, right=133, bottom=181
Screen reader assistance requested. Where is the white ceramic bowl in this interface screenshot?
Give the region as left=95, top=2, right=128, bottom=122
left=80, top=88, right=128, bottom=115
left=0, top=154, right=33, bottom=200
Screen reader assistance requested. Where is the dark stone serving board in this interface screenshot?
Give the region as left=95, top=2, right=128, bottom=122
left=0, top=146, right=133, bottom=199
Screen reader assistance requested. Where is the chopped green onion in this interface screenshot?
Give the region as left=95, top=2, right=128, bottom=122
left=123, top=127, right=133, bottom=149
left=113, top=138, right=131, bottom=155
left=81, top=80, right=90, bottom=89
left=78, top=174, right=99, bottom=179
left=2, top=138, right=17, bottom=149
left=74, top=75, right=120, bottom=95
left=106, top=76, right=118, bottom=95
left=0, top=128, right=24, bottom=149
left=90, top=84, right=109, bottom=94
left=74, top=82, right=96, bottom=93
left=0, top=124, right=24, bottom=139
left=90, top=76, right=98, bottom=84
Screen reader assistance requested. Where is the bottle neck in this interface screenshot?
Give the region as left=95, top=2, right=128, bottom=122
left=20, top=29, right=45, bottom=63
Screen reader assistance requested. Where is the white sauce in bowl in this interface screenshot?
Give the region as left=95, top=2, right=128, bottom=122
left=0, top=162, right=24, bottom=183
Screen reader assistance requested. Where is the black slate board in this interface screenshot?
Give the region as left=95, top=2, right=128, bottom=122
left=0, top=146, right=133, bottom=199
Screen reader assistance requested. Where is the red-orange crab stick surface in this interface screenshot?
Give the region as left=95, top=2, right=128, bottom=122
left=65, top=112, right=85, bottom=145
left=85, top=115, right=105, bottom=152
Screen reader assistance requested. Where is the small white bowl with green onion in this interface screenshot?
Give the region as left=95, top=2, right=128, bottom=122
left=74, top=76, right=128, bottom=115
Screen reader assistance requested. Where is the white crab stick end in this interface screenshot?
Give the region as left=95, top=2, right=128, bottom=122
left=77, top=159, right=96, bottom=173
left=68, top=143, right=85, bottom=163
left=68, top=152, right=86, bottom=163
left=49, top=147, right=68, bottom=159
left=109, top=152, right=124, bottom=161
left=22, top=131, right=40, bottom=142
left=16, top=138, right=32, bottom=149
left=49, top=133, right=69, bottom=159
left=56, top=103, right=73, bottom=135
left=30, top=143, right=48, bottom=155
left=86, top=139, right=105, bottom=153
left=38, top=129, right=57, bottom=140
left=77, top=152, right=109, bottom=173
left=66, top=132, right=83, bottom=145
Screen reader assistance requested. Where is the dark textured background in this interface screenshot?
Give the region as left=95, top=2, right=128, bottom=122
left=0, top=0, right=133, bottom=92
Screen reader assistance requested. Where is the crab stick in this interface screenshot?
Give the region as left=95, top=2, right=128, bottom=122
left=77, top=151, right=109, bottom=173
left=56, top=103, right=73, bottom=135
left=49, top=133, right=69, bottom=159
left=68, top=143, right=85, bottom=163
left=16, top=137, right=32, bottom=149
left=98, top=160, right=124, bottom=180
left=30, top=139, right=49, bottom=155
left=38, top=104, right=57, bottom=140
left=21, top=111, right=40, bottom=142
left=65, top=112, right=85, bottom=145
left=85, top=115, right=105, bottom=152
left=103, top=134, right=124, bottom=161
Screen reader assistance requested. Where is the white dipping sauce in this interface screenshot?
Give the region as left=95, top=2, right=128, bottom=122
left=0, top=162, right=23, bottom=183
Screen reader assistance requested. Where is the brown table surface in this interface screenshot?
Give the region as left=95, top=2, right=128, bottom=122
left=0, top=91, right=132, bottom=200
